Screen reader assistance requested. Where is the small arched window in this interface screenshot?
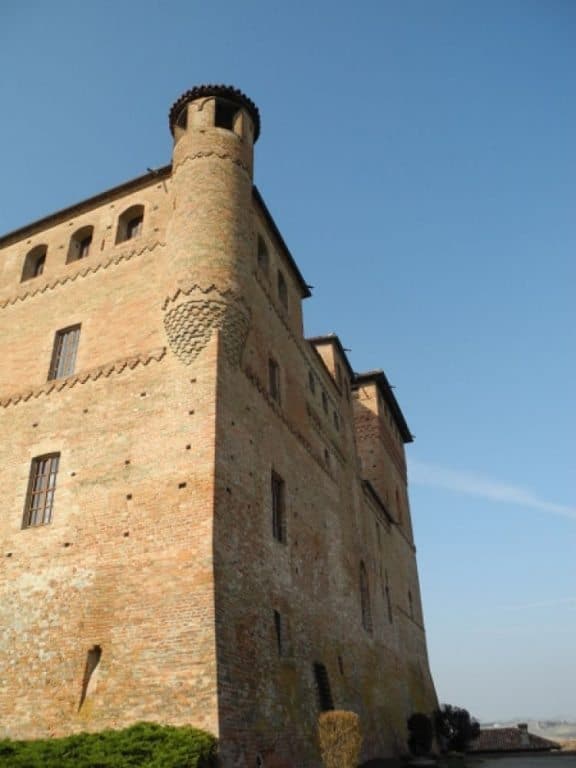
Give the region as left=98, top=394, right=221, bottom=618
left=408, top=590, right=414, bottom=619
left=67, top=225, right=93, bottom=263
left=360, top=561, right=373, bottom=633
left=21, top=245, right=47, bottom=282
left=257, top=235, right=269, bottom=275
left=116, top=204, right=144, bottom=244
left=214, top=98, right=239, bottom=133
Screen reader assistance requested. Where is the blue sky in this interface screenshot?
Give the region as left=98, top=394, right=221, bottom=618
left=1, top=0, right=574, bottom=721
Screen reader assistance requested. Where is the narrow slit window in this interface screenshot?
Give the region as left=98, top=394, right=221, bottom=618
left=79, top=645, right=102, bottom=710
left=257, top=235, right=269, bottom=275
left=308, top=370, right=316, bottom=394
left=277, top=270, right=288, bottom=308
left=268, top=357, right=281, bottom=404
left=360, top=561, right=373, bottom=633
left=271, top=471, right=286, bottom=543
left=48, top=325, right=81, bottom=381
left=273, top=610, right=284, bottom=656
left=22, top=453, right=60, bottom=528
left=385, top=570, right=393, bottom=623
left=313, top=662, right=334, bottom=711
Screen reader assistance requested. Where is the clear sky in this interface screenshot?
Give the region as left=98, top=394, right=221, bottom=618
left=1, top=0, right=574, bottom=722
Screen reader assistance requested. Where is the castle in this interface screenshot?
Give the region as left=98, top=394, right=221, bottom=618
left=0, top=85, right=437, bottom=767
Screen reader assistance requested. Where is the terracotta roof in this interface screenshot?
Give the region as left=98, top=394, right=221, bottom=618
left=169, top=84, right=261, bottom=140
left=470, top=727, right=561, bottom=753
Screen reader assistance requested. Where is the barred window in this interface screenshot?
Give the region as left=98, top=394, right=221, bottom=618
left=22, top=454, right=60, bottom=528
left=271, top=471, right=286, bottom=543
left=48, top=325, right=80, bottom=380
left=313, top=662, right=334, bottom=711
left=360, top=561, right=373, bottom=633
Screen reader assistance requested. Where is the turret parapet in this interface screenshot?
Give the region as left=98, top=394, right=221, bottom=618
left=169, top=84, right=260, bottom=142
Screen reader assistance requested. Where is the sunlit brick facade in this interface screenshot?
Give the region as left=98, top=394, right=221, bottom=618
left=0, top=85, right=436, bottom=767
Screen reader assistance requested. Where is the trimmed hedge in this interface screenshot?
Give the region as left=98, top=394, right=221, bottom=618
left=0, top=722, right=217, bottom=768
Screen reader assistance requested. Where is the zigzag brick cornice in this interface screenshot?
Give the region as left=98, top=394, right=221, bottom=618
left=0, top=240, right=166, bottom=310
left=161, top=283, right=238, bottom=311
left=172, top=151, right=250, bottom=176
left=0, top=347, right=166, bottom=408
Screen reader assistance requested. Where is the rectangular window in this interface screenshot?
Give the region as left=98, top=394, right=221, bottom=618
left=271, top=471, right=286, bottom=543
left=268, top=357, right=281, bottom=404
left=48, top=325, right=81, bottom=380
left=22, top=453, right=60, bottom=528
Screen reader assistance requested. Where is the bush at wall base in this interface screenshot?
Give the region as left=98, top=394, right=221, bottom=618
left=0, top=722, right=217, bottom=768
left=318, top=710, right=362, bottom=768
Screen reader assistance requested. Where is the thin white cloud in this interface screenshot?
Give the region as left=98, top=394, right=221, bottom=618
left=409, top=460, right=576, bottom=521
left=501, top=597, right=576, bottom=611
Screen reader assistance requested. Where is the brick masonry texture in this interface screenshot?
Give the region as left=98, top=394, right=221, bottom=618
left=0, top=87, right=437, bottom=768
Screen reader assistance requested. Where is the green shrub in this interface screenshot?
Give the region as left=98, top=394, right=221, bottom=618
left=0, top=722, right=217, bottom=768
left=407, top=712, right=434, bottom=756
left=318, top=710, right=362, bottom=768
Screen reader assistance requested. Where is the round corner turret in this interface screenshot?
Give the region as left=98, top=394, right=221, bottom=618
left=169, top=84, right=260, bottom=145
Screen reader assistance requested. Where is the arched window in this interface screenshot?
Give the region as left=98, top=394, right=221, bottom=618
left=214, top=98, right=239, bottom=133
left=67, top=225, right=93, bottom=263
left=360, top=561, right=373, bottom=633
left=21, top=245, right=47, bottom=282
left=116, top=204, right=144, bottom=244
left=257, top=235, right=269, bottom=275
left=408, top=590, right=414, bottom=619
